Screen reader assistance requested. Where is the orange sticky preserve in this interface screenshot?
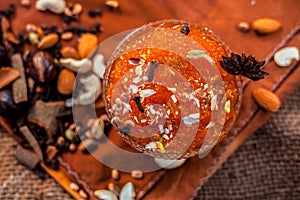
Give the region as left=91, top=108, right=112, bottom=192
left=103, top=20, right=241, bottom=159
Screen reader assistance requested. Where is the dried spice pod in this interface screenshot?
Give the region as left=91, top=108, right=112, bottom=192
left=30, top=51, right=57, bottom=84
left=0, top=67, right=20, bottom=89
left=57, top=69, right=75, bottom=95
left=77, top=33, right=98, bottom=58
left=252, top=88, right=281, bottom=112
left=220, top=52, right=268, bottom=81
left=38, top=33, right=59, bottom=49
left=61, top=46, right=80, bottom=59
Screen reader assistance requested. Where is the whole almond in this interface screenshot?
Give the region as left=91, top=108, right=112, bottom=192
left=57, top=69, right=75, bottom=95
left=252, top=18, right=282, bottom=34
left=78, top=33, right=98, bottom=58
left=38, top=33, right=59, bottom=49
left=252, top=88, right=281, bottom=112
left=61, top=46, right=80, bottom=59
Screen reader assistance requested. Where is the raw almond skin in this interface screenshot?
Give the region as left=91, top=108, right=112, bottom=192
left=252, top=18, right=282, bottom=34
left=38, top=33, right=59, bottom=49
left=61, top=46, right=80, bottom=59
left=252, top=88, right=281, bottom=112
left=78, top=33, right=98, bottom=58
left=57, top=69, right=75, bottom=95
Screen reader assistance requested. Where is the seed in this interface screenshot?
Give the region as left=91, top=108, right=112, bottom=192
left=237, top=22, right=251, bottom=33
left=69, top=143, right=77, bottom=152
left=154, top=158, right=186, bottom=169
left=28, top=32, right=39, bottom=45
left=26, top=24, right=37, bottom=32
left=111, top=169, right=120, bottom=180
left=119, top=182, right=136, bottom=200
left=56, top=136, right=65, bottom=147
left=65, top=129, right=76, bottom=141
left=181, top=25, right=190, bottom=35
left=73, top=3, right=83, bottom=15
left=94, top=190, right=118, bottom=200
left=131, top=170, right=143, bottom=179
left=61, top=32, right=73, bottom=40
left=79, top=189, right=88, bottom=199
left=107, top=183, right=120, bottom=196
left=69, top=182, right=80, bottom=191
left=64, top=6, right=73, bottom=17
left=105, top=0, right=119, bottom=10
left=20, top=0, right=31, bottom=7
left=61, top=46, right=80, bottom=59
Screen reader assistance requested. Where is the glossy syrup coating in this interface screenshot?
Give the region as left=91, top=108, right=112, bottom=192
left=104, top=20, right=241, bottom=159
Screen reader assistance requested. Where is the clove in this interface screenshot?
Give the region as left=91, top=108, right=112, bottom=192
left=133, top=94, right=144, bottom=113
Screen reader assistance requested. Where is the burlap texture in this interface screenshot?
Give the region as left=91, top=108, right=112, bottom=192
left=0, top=86, right=299, bottom=199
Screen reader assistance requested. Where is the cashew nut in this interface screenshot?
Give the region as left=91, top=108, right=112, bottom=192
left=93, top=54, right=106, bottom=79
left=35, top=0, right=66, bottom=14
left=59, top=58, right=93, bottom=73
left=77, top=74, right=101, bottom=105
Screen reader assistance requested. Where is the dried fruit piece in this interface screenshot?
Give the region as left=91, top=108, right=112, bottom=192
left=30, top=51, right=57, bottom=83
left=61, top=46, right=80, bottom=59
left=77, top=33, right=98, bottom=58
left=252, top=18, right=282, bottom=34
left=0, top=67, right=20, bottom=89
left=252, top=88, right=281, bottom=112
left=274, top=46, right=299, bottom=67
left=38, top=33, right=59, bottom=49
left=57, top=69, right=75, bottom=95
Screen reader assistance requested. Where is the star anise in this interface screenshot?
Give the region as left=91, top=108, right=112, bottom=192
left=220, top=52, right=268, bottom=81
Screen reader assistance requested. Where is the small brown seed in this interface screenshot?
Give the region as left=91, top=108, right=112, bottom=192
left=69, top=143, right=77, bottom=152
left=61, top=32, right=73, bottom=40
left=20, top=0, right=31, bottom=7
left=46, top=145, right=58, bottom=162
left=73, top=3, right=83, bottom=15
left=111, top=169, right=120, bottom=180
left=252, top=88, right=281, bottom=112
left=69, top=182, right=80, bottom=191
left=61, top=46, right=80, bottom=59
left=105, top=0, right=119, bottom=9
left=56, top=136, right=65, bottom=147
left=237, top=22, right=251, bottom=33
left=0, top=67, right=20, bottom=89
left=26, top=24, right=37, bottom=32
left=79, top=189, right=88, bottom=199
left=64, top=6, right=73, bottom=17
left=131, top=169, right=143, bottom=179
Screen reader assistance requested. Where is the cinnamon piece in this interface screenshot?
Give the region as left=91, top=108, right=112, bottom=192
left=12, top=53, right=28, bottom=103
